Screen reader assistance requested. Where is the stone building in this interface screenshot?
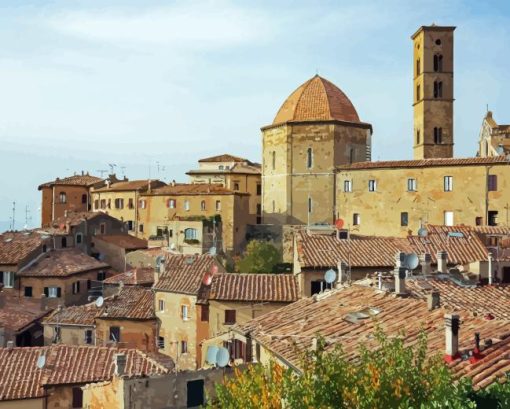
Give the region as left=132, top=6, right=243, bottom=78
left=261, top=74, right=372, bottom=226
left=91, top=234, right=148, bottom=271
left=38, top=173, right=104, bottom=227
left=478, top=111, right=510, bottom=157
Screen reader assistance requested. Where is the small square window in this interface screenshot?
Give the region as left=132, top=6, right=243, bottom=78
left=181, top=340, right=188, bottom=354
left=225, top=309, right=236, bottom=325
left=400, top=212, right=409, bottom=227
left=407, top=178, right=417, bottom=192
left=444, top=176, right=453, bottom=192
left=24, top=286, right=33, bottom=297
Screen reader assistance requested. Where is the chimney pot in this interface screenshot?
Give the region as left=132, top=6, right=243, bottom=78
left=6, top=340, right=14, bottom=349
left=444, top=313, right=460, bottom=360
left=337, top=262, right=349, bottom=286
left=427, top=291, right=440, bottom=310
left=114, top=353, right=127, bottom=376
left=420, top=253, right=432, bottom=275
left=437, top=251, right=448, bottom=274
left=394, top=267, right=407, bottom=296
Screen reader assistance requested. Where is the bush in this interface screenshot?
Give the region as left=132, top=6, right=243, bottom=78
left=236, top=240, right=281, bottom=274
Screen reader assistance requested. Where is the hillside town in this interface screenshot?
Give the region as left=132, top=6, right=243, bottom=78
left=1, top=22, right=510, bottom=408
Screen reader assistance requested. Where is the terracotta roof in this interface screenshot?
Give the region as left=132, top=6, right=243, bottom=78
left=0, top=292, right=51, bottom=333
left=94, top=235, right=148, bottom=250
left=44, top=286, right=155, bottom=325
left=235, top=285, right=510, bottom=389
left=146, top=183, right=247, bottom=196
left=103, top=268, right=154, bottom=286
left=208, top=274, right=300, bottom=303
left=0, top=231, right=47, bottom=266
left=337, top=156, right=509, bottom=171
left=0, top=344, right=172, bottom=401
left=297, top=226, right=489, bottom=268
left=18, top=249, right=109, bottom=278
left=187, top=163, right=261, bottom=176
left=471, top=225, right=510, bottom=235
left=93, top=179, right=166, bottom=192
left=198, top=154, right=253, bottom=163
left=50, top=211, right=105, bottom=229
left=154, top=254, right=223, bottom=295
left=38, top=174, right=103, bottom=189
left=272, top=75, right=361, bottom=125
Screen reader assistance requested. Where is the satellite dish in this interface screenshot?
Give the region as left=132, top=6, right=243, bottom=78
left=324, top=269, right=336, bottom=284
left=36, top=354, right=46, bottom=369
left=169, top=243, right=176, bottom=251
left=216, top=347, right=230, bottom=368
left=203, top=272, right=213, bottom=286
left=497, top=146, right=505, bottom=155
left=404, top=253, right=419, bottom=270
left=335, top=219, right=345, bottom=230
left=155, top=255, right=164, bottom=267
left=95, top=296, right=104, bottom=307
left=206, top=345, right=219, bottom=365
left=417, top=227, right=428, bottom=237
left=209, top=246, right=217, bottom=256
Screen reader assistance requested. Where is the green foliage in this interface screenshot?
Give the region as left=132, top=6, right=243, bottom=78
left=236, top=240, right=281, bottom=274
left=207, top=328, right=510, bottom=408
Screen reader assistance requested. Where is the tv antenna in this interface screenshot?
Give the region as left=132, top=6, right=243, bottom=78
left=25, top=205, right=32, bottom=229
left=108, top=163, right=117, bottom=174
left=96, top=169, right=108, bottom=178
left=9, top=201, right=16, bottom=231
left=120, top=166, right=126, bottom=178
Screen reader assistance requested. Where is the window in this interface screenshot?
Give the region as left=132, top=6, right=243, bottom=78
left=139, top=224, right=144, bottom=233
left=181, top=340, right=188, bottom=354
left=109, top=326, right=121, bottom=342
left=201, top=304, right=209, bottom=322
left=416, top=129, right=420, bottom=144
left=184, top=228, right=197, bottom=241
left=156, top=226, right=168, bottom=237
left=71, top=386, right=83, bottom=408
left=61, top=237, right=67, bottom=248
left=225, top=309, right=236, bottom=325
left=488, top=174, right=498, bottom=191
left=201, top=200, right=206, bottom=211
left=184, top=200, right=190, bottom=211
left=158, top=299, right=165, bottom=312
left=368, top=180, right=377, bottom=192
left=353, top=213, right=361, bottom=226
left=401, top=212, right=409, bottom=227
left=488, top=211, right=499, bottom=226
left=349, top=148, right=355, bottom=164
left=139, top=199, right=146, bottom=209
left=272, top=151, right=276, bottom=170
left=72, top=281, right=81, bottom=294
left=84, top=330, right=93, bottom=345
left=434, top=127, right=442, bottom=144
left=42, top=244, right=47, bottom=253
left=24, top=286, right=32, bottom=297
left=100, top=199, right=106, bottom=209
left=416, top=58, right=420, bottom=75
left=256, top=184, right=261, bottom=195
left=114, top=198, right=124, bottom=209
left=233, top=182, right=240, bottom=191
left=87, top=280, right=91, bottom=290
left=76, top=233, right=83, bottom=244
left=97, top=271, right=106, bottom=281
left=128, top=198, right=134, bottom=209
left=416, top=84, right=421, bottom=101
left=407, top=178, right=417, bottom=192
left=475, top=216, right=483, bottom=226
left=158, top=336, right=165, bottom=349
left=100, top=223, right=106, bottom=235
left=59, top=192, right=67, bottom=204
left=433, top=81, right=443, bottom=98
left=215, top=200, right=221, bottom=211
left=308, top=196, right=312, bottom=214
left=94, top=200, right=99, bottom=209
left=81, top=194, right=87, bottom=204
left=219, top=165, right=224, bottom=170
left=435, top=38, right=442, bottom=45
left=53, top=326, right=61, bottom=343
left=167, top=199, right=176, bottom=209
left=2, top=271, right=14, bottom=288
left=444, top=211, right=454, bottom=226
left=344, top=180, right=352, bottom=192
left=306, top=147, right=313, bottom=169
left=433, top=54, right=443, bottom=72
left=45, top=287, right=61, bottom=298
left=444, top=176, right=453, bottom=192
left=181, top=305, right=189, bottom=320
left=126, top=220, right=134, bottom=231
left=107, top=199, right=111, bottom=209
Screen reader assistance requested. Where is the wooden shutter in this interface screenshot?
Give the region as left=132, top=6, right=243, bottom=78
left=44, top=287, right=49, bottom=297
left=57, top=287, right=62, bottom=298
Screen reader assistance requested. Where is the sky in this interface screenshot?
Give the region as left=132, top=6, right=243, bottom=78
left=1, top=0, right=510, bottom=229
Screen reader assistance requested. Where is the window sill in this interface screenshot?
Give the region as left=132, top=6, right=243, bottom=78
left=224, top=322, right=236, bottom=326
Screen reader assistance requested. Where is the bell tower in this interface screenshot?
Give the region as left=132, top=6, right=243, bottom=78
left=412, top=25, right=455, bottom=159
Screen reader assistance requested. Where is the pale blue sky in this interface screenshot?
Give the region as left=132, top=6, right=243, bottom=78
left=1, top=0, right=509, bottom=228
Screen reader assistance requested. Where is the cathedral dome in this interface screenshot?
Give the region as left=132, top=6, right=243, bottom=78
left=273, top=75, right=360, bottom=125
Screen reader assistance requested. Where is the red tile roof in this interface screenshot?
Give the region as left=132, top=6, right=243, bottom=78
left=272, top=75, right=362, bottom=125
left=38, top=174, right=103, bottom=189
left=50, top=211, right=106, bottom=229
left=93, top=179, right=166, bottom=192
left=0, top=231, right=47, bottom=266
left=103, top=268, right=154, bottom=286
left=0, top=345, right=172, bottom=401
left=94, top=235, right=148, bottom=250
left=44, top=286, right=155, bottom=325
left=198, top=154, right=252, bottom=163
left=18, top=249, right=109, bottom=278
left=146, top=183, right=247, bottom=196
left=0, top=292, right=51, bottom=333
left=154, top=254, right=224, bottom=295
left=208, top=274, right=299, bottom=303
left=336, top=156, right=509, bottom=171
left=235, top=285, right=510, bottom=389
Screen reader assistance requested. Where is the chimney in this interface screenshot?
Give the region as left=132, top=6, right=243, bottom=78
left=337, top=262, right=349, bottom=285
left=394, top=251, right=407, bottom=295
left=427, top=291, right=440, bottom=310
left=488, top=254, right=493, bottom=285
left=377, top=272, right=383, bottom=290
left=114, top=353, right=127, bottom=376
left=420, top=253, right=432, bottom=275
left=437, top=251, right=448, bottom=274
left=6, top=340, right=14, bottom=349
left=81, top=170, right=84, bottom=176
left=444, top=314, right=460, bottom=362
left=172, top=180, right=176, bottom=187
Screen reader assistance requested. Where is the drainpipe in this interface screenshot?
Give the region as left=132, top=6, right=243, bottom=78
left=488, top=253, right=493, bottom=285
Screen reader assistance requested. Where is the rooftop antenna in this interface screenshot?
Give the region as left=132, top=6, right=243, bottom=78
left=25, top=204, right=32, bottom=229
left=9, top=201, right=15, bottom=231
left=108, top=163, right=117, bottom=174
left=96, top=169, right=108, bottom=178
left=120, top=166, right=126, bottom=178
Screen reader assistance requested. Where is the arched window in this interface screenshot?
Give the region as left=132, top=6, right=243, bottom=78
left=433, top=54, right=443, bottom=72
left=201, top=200, right=206, bottom=211
left=167, top=199, right=176, bottom=209
left=59, top=192, right=67, bottom=204
left=81, top=194, right=87, bottom=204
left=306, top=148, right=313, bottom=169
left=434, top=127, right=443, bottom=144
left=433, top=80, right=443, bottom=98
left=272, top=151, right=276, bottom=170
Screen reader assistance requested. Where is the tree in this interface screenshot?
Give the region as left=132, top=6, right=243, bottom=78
left=236, top=240, right=281, bottom=274
left=207, top=328, right=510, bottom=408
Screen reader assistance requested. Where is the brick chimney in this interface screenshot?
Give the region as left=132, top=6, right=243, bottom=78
left=394, top=252, right=407, bottom=295
left=444, top=314, right=460, bottom=362
left=427, top=291, right=440, bottom=310
left=114, top=353, right=127, bottom=376
left=420, top=253, right=432, bottom=275
left=437, top=251, right=448, bottom=274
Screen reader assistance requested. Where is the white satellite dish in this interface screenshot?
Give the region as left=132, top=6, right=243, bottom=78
left=206, top=345, right=219, bottom=365
left=169, top=243, right=176, bottom=251
left=216, top=347, right=230, bottom=368
left=209, top=246, right=217, bottom=256
left=155, top=255, right=165, bottom=267
left=36, top=354, right=46, bottom=369
left=404, top=253, right=419, bottom=270
left=95, top=296, right=104, bottom=307
left=497, top=146, right=505, bottom=155
left=324, top=269, right=336, bottom=284
left=417, top=227, right=428, bottom=237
